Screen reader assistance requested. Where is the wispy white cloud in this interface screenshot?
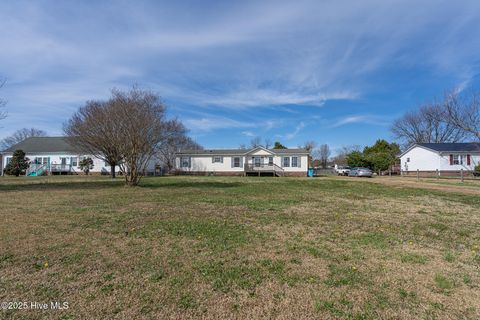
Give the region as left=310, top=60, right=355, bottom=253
left=183, top=116, right=254, bottom=132
left=330, top=115, right=388, bottom=128
left=241, top=131, right=256, bottom=137
left=1, top=0, right=480, bottom=144
left=286, top=121, right=305, bottom=140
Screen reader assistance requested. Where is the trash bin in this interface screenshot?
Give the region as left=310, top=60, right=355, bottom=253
left=307, top=168, right=314, bottom=177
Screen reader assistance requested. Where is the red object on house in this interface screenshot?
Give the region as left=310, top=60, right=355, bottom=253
left=467, top=154, right=471, bottom=165
left=449, top=154, right=453, bottom=165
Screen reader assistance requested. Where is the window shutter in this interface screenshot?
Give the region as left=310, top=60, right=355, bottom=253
left=449, top=154, right=453, bottom=165
left=240, top=157, right=243, bottom=168
left=188, top=157, right=191, bottom=168
left=212, top=157, right=215, bottom=163
left=221, top=156, right=223, bottom=163
left=231, top=157, right=234, bottom=168
left=467, top=154, right=471, bottom=165
left=298, top=156, right=301, bottom=168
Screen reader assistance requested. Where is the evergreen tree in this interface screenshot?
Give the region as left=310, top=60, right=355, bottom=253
left=4, top=149, right=29, bottom=176
left=273, top=141, right=287, bottom=149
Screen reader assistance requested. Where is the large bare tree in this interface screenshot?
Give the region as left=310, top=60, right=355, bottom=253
left=109, top=87, right=171, bottom=186
left=1, top=128, right=47, bottom=150
left=65, top=87, right=174, bottom=185
left=444, top=89, right=480, bottom=141
left=64, top=100, right=123, bottom=179
left=314, top=144, right=330, bottom=168
left=155, top=119, right=202, bottom=172
left=391, top=102, right=466, bottom=146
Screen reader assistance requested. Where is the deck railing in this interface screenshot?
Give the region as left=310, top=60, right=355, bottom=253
left=244, top=163, right=284, bottom=176
left=51, top=164, right=73, bottom=172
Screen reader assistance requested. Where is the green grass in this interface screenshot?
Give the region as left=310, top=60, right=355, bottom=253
left=0, top=175, right=479, bottom=319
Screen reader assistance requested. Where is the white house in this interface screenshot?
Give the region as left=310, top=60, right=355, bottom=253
left=399, top=143, right=480, bottom=176
left=0, top=136, right=135, bottom=176
left=176, top=146, right=309, bottom=176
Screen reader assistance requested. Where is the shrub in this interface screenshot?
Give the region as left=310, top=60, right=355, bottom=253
left=79, top=157, right=94, bottom=175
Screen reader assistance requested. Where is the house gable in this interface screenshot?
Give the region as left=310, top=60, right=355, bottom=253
left=245, top=146, right=275, bottom=156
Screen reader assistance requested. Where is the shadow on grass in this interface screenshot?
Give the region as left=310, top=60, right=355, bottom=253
left=0, top=179, right=124, bottom=192
left=0, top=177, right=242, bottom=192
left=140, top=180, right=242, bottom=189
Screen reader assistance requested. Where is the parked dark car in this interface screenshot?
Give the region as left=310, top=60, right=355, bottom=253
left=348, top=167, right=373, bottom=177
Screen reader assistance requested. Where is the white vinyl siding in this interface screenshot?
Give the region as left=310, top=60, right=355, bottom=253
left=212, top=156, right=223, bottom=163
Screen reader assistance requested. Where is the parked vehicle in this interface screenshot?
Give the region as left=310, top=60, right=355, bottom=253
left=348, top=167, right=373, bottom=177
left=335, top=165, right=351, bottom=176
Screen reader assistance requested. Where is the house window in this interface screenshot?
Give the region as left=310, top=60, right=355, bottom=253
left=34, top=157, right=42, bottom=164
left=291, top=156, right=298, bottom=167
left=268, top=157, right=273, bottom=166
left=6, top=157, right=11, bottom=164
left=283, top=157, right=290, bottom=167
left=180, top=157, right=190, bottom=168
left=406, top=157, right=410, bottom=163
left=452, top=155, right=462, bottom=165
left=213, top=156, right=223, bottom=163
left=42, top=157, right=49, bottom=165
left=254, top=157, right=261, bottom=167
left=71, top=157, right=78, bottom=167
left=233, top=157, right=241, bottom=168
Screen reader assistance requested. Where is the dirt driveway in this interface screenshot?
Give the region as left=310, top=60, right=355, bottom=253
left=329, top=176, right=480, bottom=195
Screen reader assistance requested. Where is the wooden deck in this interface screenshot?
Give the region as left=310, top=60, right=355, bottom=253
left=244, top=164, right=284, bottom=177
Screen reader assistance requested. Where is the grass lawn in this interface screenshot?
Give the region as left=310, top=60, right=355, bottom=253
left=1, top=175, right=479, bottom=319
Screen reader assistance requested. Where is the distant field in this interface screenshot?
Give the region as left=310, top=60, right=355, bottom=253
left=1, top=176, right=479, bottom=319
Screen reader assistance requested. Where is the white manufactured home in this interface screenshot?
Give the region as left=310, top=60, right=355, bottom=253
left=0, top=136, right=128, bottom=176
left=176, top=147, right=309, bottom=176
left=399, top=143, right=480, bottom=176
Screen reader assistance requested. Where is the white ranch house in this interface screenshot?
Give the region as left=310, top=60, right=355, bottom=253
left=176, top=147, right=309, bottom=176
left=399, top=143, right=480, bottom=176
left=0, top=137, right=130, bottom=176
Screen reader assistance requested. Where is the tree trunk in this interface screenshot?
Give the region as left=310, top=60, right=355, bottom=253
left=110, top=163, right=116, bottom=179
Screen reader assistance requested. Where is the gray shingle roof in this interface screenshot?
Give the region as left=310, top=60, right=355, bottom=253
left=177, top=147, right=309, bottom=156
left=2, top=137, right=82, bottom=153
left=418, top=143, right=480, bottom=153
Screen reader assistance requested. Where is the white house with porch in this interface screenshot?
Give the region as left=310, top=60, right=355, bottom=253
left=399, top=143, right=480, bottom=176
left=176, top=146, right=309, bottom=176
left=0, top=136, right=123, bottom=176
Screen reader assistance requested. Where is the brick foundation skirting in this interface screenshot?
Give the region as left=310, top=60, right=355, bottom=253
left=176, top=171, right=307, bottom=177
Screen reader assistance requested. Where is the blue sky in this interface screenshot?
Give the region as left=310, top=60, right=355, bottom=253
left=1, top=0, right=480, bottom=153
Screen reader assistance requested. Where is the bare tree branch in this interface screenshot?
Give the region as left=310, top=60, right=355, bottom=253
left=444, top=89, right=480, bottom=141
left=391, top=99, right=467, bottom=146
left=155, top=119, right=202, bottom=173
left=250, top=137, right=262, bottom=148
left=313, top=144, right=330, bottom=168
left=1, top=128, right=47, bottom=150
